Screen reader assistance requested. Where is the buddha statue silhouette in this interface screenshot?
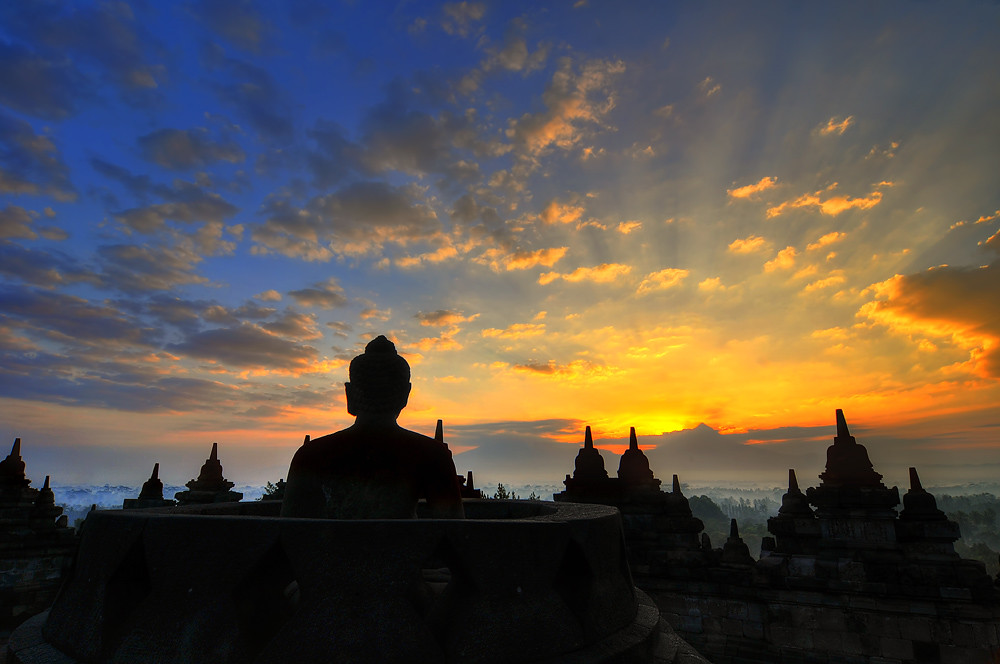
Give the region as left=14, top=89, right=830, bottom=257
left=281, top=335, right=464, bottom=519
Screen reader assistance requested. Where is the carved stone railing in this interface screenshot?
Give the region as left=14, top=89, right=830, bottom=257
left=10, top=500, right=659, bottom=663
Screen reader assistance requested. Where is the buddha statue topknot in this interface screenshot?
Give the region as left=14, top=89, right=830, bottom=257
left=281, top=335, right=464, bottom=519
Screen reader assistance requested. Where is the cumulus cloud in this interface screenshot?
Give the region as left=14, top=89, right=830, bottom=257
left=190, top=0, right=271, bottom=53
left=0, top=286, right=153, bottom=348
left=287, top=278, right=348, bottom=309
left=861, top=262, right=1000, bottom=378
left=0, top=206, right=39, bottom=239
left=113, top=181, right=238, bottom=233
left=252, top=181, right=441, bottom=259
left=1, top=2, right=162, bottom=104
left=0, top=111, right=76, bottom=201
left=807, top=231, right=847, bottom=251
left=0, top=242, right=98, bottom=288
left=203, top=45, right=293, bottom=140
left=540, top=200, right=585, bottom=225
left=538, top=263, right=631, bottom=285
left=727, top=235, right=769, bottom=254
left=138, top=128, right=245, bottom=170
left=97, top=243, right=208, bottom=293
left=440, top=2, right=485, bottom=38
left=255, top=289, right=282, bottom=302
left=766, top=184, right=883, bottom=218
left=637, top=268, right=689, bottom=295
left=764, top=246, right=797, bottom=272
left=506, top=57, right=625, bottom=154
left=727, top=176, right=777, bottom=199
left=169, top=323, right=318, bottom=371
left=475, top=246, right=568, bottom=272
left=0, top=42, right=84, bottom=119
left=262, top=310, right=322, bottom=340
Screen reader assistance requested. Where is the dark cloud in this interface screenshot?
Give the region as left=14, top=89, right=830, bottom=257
left=252, top=181, right=440, bottom=259
left=0, top=111, right=76, bottom=201
left=0, top=241, right=98, bottom=288
left=306, top=120, right=360, bottom=189
left=262, top=310, right=322, bottom=340
left=188, top=0, right=271, bottom=53
left=90, top=158, right=174, bottom=202
left=203, top=44, right=293, bottom=140
left=138, top=128, right=245, bottom=171
left=0, top=1, right=164, bottom=102
left=288, top=278, right=348, bottom=309
left=0, top=205, right=38, bottom=239
left=169, top=323, right=318, bottom=370
left=97, top=243, right=208, bottom=293
left=114, top=182, right=238, bottom=233
left=867, top=262, right=1000, bottom=378
left=0, top=286, right=154, bottom=348
left=0, top=42, right=84, bottom=119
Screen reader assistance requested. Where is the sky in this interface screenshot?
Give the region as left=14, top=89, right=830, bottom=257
left=1, top=1, right=999, bottom=492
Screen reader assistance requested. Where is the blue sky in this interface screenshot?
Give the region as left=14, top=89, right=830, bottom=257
left=2, top=1, right=999, bottom=490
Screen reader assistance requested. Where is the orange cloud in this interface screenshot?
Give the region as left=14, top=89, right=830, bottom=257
left=728, top=235, right=769, bottom=254
left=477, top=246, right=568, bottom=272
left=637, top=268, right=689, bottom=294
left=807, top=231, right=847, bottom=251
left=860, top=263, right=1000, bottom=378
left=764, top=246, right=796, bottom=272
left=481, top=323, right=546, bottom=339
left=395, top=244, right=459, bottom=268
left=802, top=271, right=846, bottom=293
left=728, top=177, right=777, bottom=199
left=540, top=200, right=585, bottom=225
left=617, top=220, right=642, bottom=234
left=818, top=115, right=854, bottom=136
left=539, top=263, right=632, bottom=285
left=415, top=310, right=479, bottom=327
left=767, top=184, right=882, bottom=218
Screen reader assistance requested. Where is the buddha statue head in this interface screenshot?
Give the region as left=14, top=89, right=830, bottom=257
left=346, top=335, right=411, bottom=419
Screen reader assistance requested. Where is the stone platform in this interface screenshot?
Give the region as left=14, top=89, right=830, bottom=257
left=7, top=500, right=674, bottom=664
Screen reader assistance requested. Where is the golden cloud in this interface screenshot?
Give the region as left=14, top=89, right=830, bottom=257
left=475, top=246, right=568, bottom=272
left=727, top=235, right=769, bottom=254
left=727, top=176, right=777, bottom=199
left=860, top=263, right=1000, bottom=378
left=539, top=263, right=632, bottom=285
left=637, top=268, right=689, bottom=295
left=617, top=221, right=642, bottom=234
left=767, top=185, right=882, bottom=218
left=818, top=116, right=854, bottom=136
left=481, top=322, right=547, bottom=339
left=807, top=231, right=847, bottom=251
left=764, top=246, right=796, bottom=272
left=540, top=200, right=585, bottom=225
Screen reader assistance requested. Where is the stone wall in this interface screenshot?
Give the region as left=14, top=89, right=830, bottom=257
left=645, top=576, right=1000, bottom=664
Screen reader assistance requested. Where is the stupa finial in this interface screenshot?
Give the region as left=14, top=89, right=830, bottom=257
left=835, top=409, right=850, bottom=439
left=909, top=467, right=923, bottom=491
left=584, top=426, right=594, bottom=449
left=730, top=518, right=739, bottom=539
left=151, top=463, right=159, bottom=481
left=43, top=475, right=50, bottom=489
left=11, top=437, right=21, bottom=457
left=629, top=427, right=638, bottom=450
left=209, top=442, right=218, bottom=462
left=672, top=474, right=681, bottom=493
left=435, top=419, right=444, bottom=444
left=788, top=469, right=799, bottom=492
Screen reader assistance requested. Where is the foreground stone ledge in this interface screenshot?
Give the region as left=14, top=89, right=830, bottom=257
left=9, top=500, right=667, bottom=664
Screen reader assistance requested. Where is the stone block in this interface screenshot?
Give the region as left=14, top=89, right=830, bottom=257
left=898, top=616, right=932, bottom=641
left=911, top=641, right=940, bottom=663
left=939, top=586, right=972, bottom=600
left=881, top=637, right=914, bottom=660
left=741, top=620, right=763, bottom=640
left=812, top=630, right=841, bottom=652
left=841, top=631, right=864, bottom=655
